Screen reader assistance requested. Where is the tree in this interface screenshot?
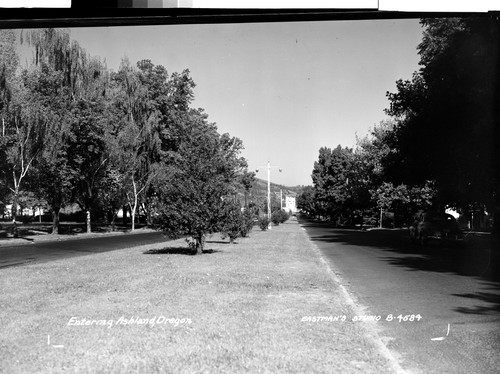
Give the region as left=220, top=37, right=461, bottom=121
left=2, top=71, right=45, bottom=235
left=240, top=170, right=256, bottom=209
left=109, top=58, right=184, bottom=230
left=18, top=28, right=111, bottom=234
left=1, top=29, right=18, bottom=137
left=385, top=17, right=500, bottom=217
left=356, top=120, right=398, bottom=185
left=296, top=185, right=316, bottom=217
left=109, top=59, right=152, bottom=230
left=220, top=200, right=244, bottom=243
left=370, top=181, right=436, bottom=228
left=311, top=145, right=355, bottom=224
left=370, top=182, right=410, bottom=228
left=151, top=109, right=247, bottom=254
left=1, top=30, right=24, bottom=234
left=20, top=63, right=74, bottom=234
left=67, top=98, right=109, bottom=233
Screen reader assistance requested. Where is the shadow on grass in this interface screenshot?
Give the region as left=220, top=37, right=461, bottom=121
left=143, top=247, right=222, bottom=256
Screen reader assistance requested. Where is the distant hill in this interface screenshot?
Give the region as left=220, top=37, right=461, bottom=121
left=249, top=178, right=301, bottom=197
left=235, top=177, right=304, bottom=209
left=243, top=178, right=302, bottom=209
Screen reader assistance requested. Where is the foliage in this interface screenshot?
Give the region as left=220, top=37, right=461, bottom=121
left=108, top=58, right=176, bottom=230
left=308, top=115, right=438, bottom=227
left=220, top=201, right=244, bottom=243
left=219, top=203, right=255, bottom=242
left=150, top=109, right=247, bottom=254
left=311, top=145, right=360, bottom=225
left=300, top=17, right=500, bottom=230
left=271, top=210, right=281, bottom=226
left=385, top=17, right=500, bottom=214
left=0, top=27, right=254, bottom=245
left=240, top=209, right=254, bottom=237
left=240, top=170, right=256, bottom=209
left=271, top=209, right=289, bottom=225
left=20, top=63, right=75, bottom=233
left=258, top=216, right=270, bottom=231
left=296, top=186, right=316, bottom=217
left=67, top=98, right=109, bottom=233
left=370, top=181, right=437, bottom=227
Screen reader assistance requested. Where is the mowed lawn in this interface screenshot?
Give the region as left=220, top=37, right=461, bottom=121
left=0, top=219, right=393, bottom=373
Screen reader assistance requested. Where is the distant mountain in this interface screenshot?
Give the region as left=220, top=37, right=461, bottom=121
left=248, top=178, right=301, bottom=198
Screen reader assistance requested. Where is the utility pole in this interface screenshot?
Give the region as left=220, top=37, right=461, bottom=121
left=256, top=161, right=282, bottom=230
left=267, top=161, right=271, bottom=225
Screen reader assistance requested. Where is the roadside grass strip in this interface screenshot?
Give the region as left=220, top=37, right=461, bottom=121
left=1, top=220, right=395, bottom=373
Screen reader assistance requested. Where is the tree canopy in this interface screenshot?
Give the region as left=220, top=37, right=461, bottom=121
left=385, top=17, right=500, bottom=213
left=300, top=16, right=499, bottom=230
left=150, top=109, right=248, bottom=254
left=0, top=28, right=252, bottom=248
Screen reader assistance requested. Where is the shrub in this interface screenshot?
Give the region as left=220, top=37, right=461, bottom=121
left=221, top=203, right=244, bottom=243
left=278, top=209, right=290, bottom=223
left=271, top=209, right=289, bottom=226
left=271, top=211, right=281, bottom=226
left=259, top=216, right=270, bottom=231
left=240, top=210, right=254, bottom=237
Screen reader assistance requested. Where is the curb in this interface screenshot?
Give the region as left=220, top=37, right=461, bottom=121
left=298, top=222, right=408, bottom=374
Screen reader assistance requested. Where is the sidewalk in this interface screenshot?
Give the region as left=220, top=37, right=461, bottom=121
left=0, top=218, right=402, bottom=373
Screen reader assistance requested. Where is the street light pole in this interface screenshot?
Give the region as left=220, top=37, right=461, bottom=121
left=256, top=161, right=282, bottom=230
left=267, top=161, right=271, bottom=225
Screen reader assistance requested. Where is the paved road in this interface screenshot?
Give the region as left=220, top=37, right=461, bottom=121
left=300, top=218, right=500, bottom=374
left=0, top=231, right=170, bottom=268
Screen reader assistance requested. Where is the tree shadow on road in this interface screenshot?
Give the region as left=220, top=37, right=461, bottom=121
left=143, top=247, right=222, bottom=256
left=301, top=219, right=499, bottom=280
left=300, top=218, right=500, bottom=316
left=452, top=282, right=500, bottom=314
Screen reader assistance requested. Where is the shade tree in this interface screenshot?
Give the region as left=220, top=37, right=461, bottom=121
left=150, top=109, right=248, bottom=254
left=385, top=17, right=500, bottom=217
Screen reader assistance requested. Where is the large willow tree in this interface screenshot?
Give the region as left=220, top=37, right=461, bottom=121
left=20, top=29, right=110, bottom=233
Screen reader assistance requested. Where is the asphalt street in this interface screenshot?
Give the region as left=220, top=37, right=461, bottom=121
left=0, top=231, right=169, bottom=268
left=300, top=218, right=500, bottom=374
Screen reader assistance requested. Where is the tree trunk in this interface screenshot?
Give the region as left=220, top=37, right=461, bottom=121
left=142, top=203, right=151, bottom=226
left=86, top=210, right=91, bottom=233
left=110, top=211, right=117, bottom=232
left=130, top=178, right=138, bottom=231
left=122, top=205, right=128, bottom=226
left=51, top=208, right=60, bottom=235
left=131, top=203, right=136, bottom=231
left=11, top=188, right=18, bottom=238
left=195, top=234, right=205, bottom=255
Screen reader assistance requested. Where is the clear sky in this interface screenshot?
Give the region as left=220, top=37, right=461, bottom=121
left=38, top=19, right=424, bottom=186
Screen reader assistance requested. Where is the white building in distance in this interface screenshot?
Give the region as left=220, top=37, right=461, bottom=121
left=285, top=196, right=297, bottom=214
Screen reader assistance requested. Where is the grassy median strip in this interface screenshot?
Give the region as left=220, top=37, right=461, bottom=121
left=0, top=219, right=393, bottom=373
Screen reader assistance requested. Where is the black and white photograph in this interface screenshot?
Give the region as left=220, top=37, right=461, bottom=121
left=1, top=2, right=499, bottom=373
